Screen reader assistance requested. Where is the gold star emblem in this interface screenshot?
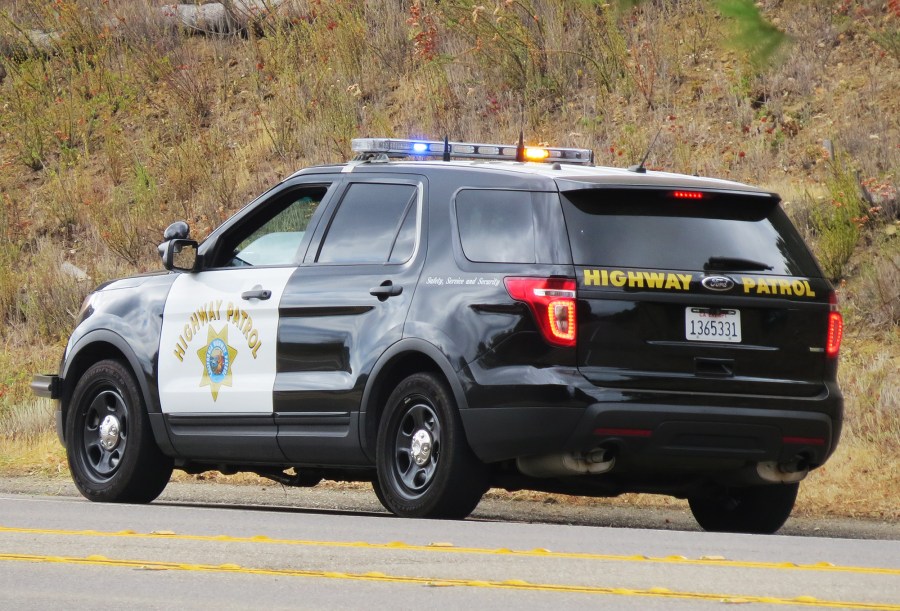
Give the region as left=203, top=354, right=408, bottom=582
left=197, top=326, right=238, bottom=401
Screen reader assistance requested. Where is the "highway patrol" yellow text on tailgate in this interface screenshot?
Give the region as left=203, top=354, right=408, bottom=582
left=582, top=268, right=817, bottom=297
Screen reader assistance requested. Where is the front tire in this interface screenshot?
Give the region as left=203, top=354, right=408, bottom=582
left=688, top=483, right=799, bottom=534
left=66, top=360, right=173, bottom=503
left=375, top=373, right=487, bottom=519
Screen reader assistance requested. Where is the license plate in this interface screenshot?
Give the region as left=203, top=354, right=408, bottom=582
left=685, top=308, right=741, bottom=343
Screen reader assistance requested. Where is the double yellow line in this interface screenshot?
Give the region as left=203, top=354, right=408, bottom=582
left=1, top=524, right=897, bottom=576
left=1, top=525, right=898, bottom=609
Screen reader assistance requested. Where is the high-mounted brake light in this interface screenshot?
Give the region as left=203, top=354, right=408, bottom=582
left=826, top=291, right=843, bottom=358
left=351, top=138, right=594, bottom=165
left=673, top=191, right=704, bottom=200
left=504, top=277, right=577, bottom=347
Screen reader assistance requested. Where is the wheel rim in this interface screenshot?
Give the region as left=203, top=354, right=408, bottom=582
left=391, top=399, right=442, bottom=497
left=80, top=388, right=128, bottom=481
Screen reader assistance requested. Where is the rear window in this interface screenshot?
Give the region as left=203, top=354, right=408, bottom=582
left=456, top=189, right=537, bottom=263
left=561, top=189, right=821, bottom=277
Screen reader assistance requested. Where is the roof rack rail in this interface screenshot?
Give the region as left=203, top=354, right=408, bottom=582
left=351, top=137, right=594, bottom=165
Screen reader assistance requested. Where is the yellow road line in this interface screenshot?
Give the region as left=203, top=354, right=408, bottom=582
left=1, top=524, right=897, bottom=576
left=0, top=552, right=897, bottom=609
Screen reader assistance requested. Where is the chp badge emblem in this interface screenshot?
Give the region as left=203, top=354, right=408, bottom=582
left=197, top=326, right=238, bottom=401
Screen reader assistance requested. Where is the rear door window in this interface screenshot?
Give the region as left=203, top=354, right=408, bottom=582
left=316, top=183, right=418, bottom=264
left=561, top=189, right=821, bottom=276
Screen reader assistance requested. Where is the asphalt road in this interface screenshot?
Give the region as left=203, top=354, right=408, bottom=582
left=1, top=485, right=898, bottom=610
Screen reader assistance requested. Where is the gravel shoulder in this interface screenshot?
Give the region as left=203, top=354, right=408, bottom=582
left=1, top=475, right=897, bottom=541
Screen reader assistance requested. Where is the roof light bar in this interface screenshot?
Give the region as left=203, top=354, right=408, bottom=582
left=351, top=138, right=594, bottom=165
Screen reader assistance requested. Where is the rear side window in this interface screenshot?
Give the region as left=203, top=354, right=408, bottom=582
left=456, top=190, right=537, bottom=263
left=317, top=183, right=417, bottom=264
left=561, top=189, right=821, bottom=277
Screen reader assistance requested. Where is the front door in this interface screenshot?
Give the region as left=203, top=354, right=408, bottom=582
left=157, top=182, right=335, bottom=462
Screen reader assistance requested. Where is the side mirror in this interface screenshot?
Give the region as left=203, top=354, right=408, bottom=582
left=163, top=220, right=190, bottom=241
left=162, top=238, right=199, bottom=272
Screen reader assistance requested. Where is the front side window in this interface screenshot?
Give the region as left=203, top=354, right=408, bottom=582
left=317, top=183, right=418, bottom=264
left=225, top=187, right=327, bottom=267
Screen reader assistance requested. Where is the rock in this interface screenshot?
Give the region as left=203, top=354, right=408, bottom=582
left=60, top=262, right=89, bottom=282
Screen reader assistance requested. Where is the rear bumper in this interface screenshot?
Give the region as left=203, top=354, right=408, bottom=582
left=464, top=401, right=837, bottom=467
left=460, top=364, right=842, bottom=469
left=567, top=402, right=836, bottom=468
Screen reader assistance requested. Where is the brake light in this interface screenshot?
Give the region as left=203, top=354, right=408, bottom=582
left=504, top=277, right=577, bottom=347
left=826, top=291, right=843, bottom=358
left=673, top=191, right=704, bottom=200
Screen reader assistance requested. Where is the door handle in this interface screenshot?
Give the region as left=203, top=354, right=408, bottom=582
left=369, top=281, right=403, bottom=301
left=242, top=289, right=272, bottom=301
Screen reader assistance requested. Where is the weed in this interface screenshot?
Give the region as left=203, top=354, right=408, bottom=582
left=19, top=238, right=91, bottom=340
left=845, top=238, right=900, bottom=329
left=811, top=153, right=867, bottom=280
left=0, top=398, right=53, bottom=442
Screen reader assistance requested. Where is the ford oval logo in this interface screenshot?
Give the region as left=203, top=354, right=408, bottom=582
left=701, top=276, right=735, bottom=291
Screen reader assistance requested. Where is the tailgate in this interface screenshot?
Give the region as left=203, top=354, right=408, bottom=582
left=575, top=267, right=832, bottom=396
left=560, top=187, right=835, bottom=397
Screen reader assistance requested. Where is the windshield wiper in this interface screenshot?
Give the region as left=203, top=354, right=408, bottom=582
left=704, top=256, right=773, bottom=272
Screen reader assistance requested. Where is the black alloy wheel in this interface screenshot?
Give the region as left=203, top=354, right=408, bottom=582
left=66, top=360, right=173, bottom=503
left=375, top=372, right=487, bottom=519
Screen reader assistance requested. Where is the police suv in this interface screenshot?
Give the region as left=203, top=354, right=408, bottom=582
left=32, top=137, right=844, bottom=534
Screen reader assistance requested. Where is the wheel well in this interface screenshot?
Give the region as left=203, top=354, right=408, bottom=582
left=61, top=342, right=130, bottom=432
left=364, top=352, right=446, bottom=453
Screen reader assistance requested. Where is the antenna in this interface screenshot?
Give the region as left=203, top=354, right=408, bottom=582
left=442, top=136, right=451, bottom=162
left=628, top=128, right=662, bottom=174
left=515, top=100, right=527, bottom=162
left=515, top=131, right=526, bottom=162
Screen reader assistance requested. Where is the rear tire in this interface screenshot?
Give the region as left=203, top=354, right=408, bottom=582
left=66, top=360, right=173, bottom=503
left=375, top=373, right=487, bottom=519
left=689, top=483, right=799, bottom=534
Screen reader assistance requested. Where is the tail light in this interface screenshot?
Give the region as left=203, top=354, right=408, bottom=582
left=504, top=277, right=577, bottom=347
left=826, top=291, right=843, bottom=358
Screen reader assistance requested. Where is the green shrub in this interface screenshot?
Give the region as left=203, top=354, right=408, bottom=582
left=812, top=154, right=867, bottom=280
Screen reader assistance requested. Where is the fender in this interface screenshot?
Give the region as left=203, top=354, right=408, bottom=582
left=358, top=337, right=469, bottom=461
left=64, top=329, right=158, bottom=411
left=59, top=268, right=179, bottom=454
left=61, top=329, right=176, bottom=456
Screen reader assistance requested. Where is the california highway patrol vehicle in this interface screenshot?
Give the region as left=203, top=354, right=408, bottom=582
left=32, top=137, right=844, bottom=533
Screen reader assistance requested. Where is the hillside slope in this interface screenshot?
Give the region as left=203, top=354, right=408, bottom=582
left=0, top=0, right=896, bottom=518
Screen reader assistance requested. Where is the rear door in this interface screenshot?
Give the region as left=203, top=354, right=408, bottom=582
left=274, top=176, right=426, bottom=464
left=560, top=188, right=833, bottom=398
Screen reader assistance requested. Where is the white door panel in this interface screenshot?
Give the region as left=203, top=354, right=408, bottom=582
left=158, top=268, right=294, bottom=414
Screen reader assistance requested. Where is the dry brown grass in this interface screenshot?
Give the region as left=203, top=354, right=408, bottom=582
left=796, top=440, right=900, bottom=520
left=0, top=430, right=67, bottom=477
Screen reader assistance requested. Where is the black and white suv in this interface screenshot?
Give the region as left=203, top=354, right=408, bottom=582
left=33, top=137, right=843, bottom=533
